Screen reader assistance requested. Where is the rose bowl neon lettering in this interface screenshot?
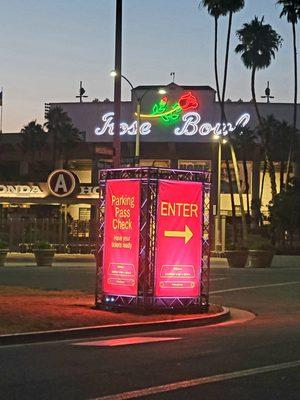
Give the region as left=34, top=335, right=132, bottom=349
left=94, top=112, right=251, bottom=137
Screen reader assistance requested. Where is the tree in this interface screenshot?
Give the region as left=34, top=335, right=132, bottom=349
left=221, top=0, right=245, bottom=107
left=258, top=116, right=293, bottom=205
left=277, top=0, right=300, bottom=187
left=200, top=0, right=247, bottom=244
left=199, top=1, right=227, bottom=105
left=268, top=179, right=300, bottom=248
left=235, top=17, right=282, bottom=199
left=20, top=120, right=48, bottom=179
left=44, top=107, right=82, bottom=168
left=229, top=127, right=256, bottom=219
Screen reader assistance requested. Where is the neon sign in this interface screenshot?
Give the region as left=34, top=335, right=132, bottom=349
left=137, top=92, right=199, bottom=125
left=94, top=112, right=250, bottom=137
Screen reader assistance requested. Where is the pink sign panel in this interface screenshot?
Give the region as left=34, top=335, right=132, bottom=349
left=102, top=180, right=140, bottom=296
left=155, top=180, right=203, bottom=297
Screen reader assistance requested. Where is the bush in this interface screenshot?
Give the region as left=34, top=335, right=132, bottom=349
left=33, top=241, right=53, bottom=250
left=268, top=179, right=300, bottom=248
left=226, top=241, right=248, bottom=251
left=0, top=240, right=8, bottom=249
left=249, top=239, right=274, bottom=251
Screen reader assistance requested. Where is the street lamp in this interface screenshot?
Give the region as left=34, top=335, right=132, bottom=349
left=110, top=71, right=166, bottom=165
left=213, top=134, right=223, bottom=252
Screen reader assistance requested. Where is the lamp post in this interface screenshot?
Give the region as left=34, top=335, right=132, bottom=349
left=110, top=71, right=166, bottom=165
left=213, top=135, right=226, bottom=252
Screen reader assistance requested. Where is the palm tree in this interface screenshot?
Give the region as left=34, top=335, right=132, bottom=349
left=235, top=17, right=282, bottom=199
left=277, top=0, right=300, bottom=187
left=20, top=120, right=47, bottom=178
left=200, top=0, right=247, bottom=244
left=200, top=1, right=227, bottom=104
left=221, top=0, right=245, bottom=107
left=44, top=107, right=82, bottom=168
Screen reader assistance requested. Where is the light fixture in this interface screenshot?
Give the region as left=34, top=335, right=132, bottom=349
left=158, top=88, right=167, bottom=95
left=110, top=70, right=117, bottom=77
left=222, top=139, right=228, bottom=144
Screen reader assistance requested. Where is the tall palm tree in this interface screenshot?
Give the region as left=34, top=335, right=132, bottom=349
left=235, top=17, right=282, bottom=199
left=44, top=107, right=82, bottom=168
left=221, top=0, right=245, bottom=107
left=200, top=1, right=227, bottom=104
left=200, top=0, right=247, bottom=244
left=277, top=0, right=300, bottom=187
left=221, top=1, right=247, bottom=241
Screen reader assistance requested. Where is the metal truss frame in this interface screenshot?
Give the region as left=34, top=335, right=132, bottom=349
left=95, top=167, right=211, bottom=312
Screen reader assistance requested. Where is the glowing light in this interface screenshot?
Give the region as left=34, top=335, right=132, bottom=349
left=94, top=111, right=251, bottom=137
left=158, top=88, right=167, bottom=95
left=110, top=70, right=117, bottom=77
left=137, top=92, right=199, bottom=125
left=178, top=92, right=199, bottom=111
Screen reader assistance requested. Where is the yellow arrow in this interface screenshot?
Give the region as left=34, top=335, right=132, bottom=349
left=164, top=225, right=193, bottom=244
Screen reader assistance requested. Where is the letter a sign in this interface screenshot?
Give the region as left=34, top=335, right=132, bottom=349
left=47, top=169, right=77, bottom=197
left=155, top=180, right=203, bottom=297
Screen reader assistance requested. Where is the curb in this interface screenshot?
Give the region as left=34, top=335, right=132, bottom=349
left=0, top=306, right=230, bottom=346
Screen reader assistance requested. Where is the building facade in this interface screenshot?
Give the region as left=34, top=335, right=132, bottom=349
left=0, top=82, right=299, bottom=251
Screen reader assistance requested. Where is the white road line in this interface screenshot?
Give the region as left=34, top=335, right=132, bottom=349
left=211, top=280, right=300, bottom=294
left=210, top=278, right=226, bottom=282
left=91, top=359, right=300, bottom=400
left=73, top=336, right=181, bottom=347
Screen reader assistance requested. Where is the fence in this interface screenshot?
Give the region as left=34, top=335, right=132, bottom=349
left=0, top=217, right=97, bottom=253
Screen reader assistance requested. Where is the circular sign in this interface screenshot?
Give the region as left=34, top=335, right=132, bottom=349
left=47, top=169, right=77, bottom=197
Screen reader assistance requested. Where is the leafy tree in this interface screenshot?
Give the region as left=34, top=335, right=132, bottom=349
left=44, top=106, right=82, bottom=168
left=20, top=120, right=48, bottom=179
left=277, top=0, right=300, bottom=186
left=235, top=17, right=282, bottom=199
left=258, top=116, right=293, bottom=205
left=229, top=127, right=256, bottom=218
left=268, top=179, right=300, bottom=248
left=20, top=120, right=47, bottom=161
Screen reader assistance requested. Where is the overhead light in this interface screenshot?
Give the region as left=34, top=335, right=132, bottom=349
left=158, top=88, right=167, bottom=95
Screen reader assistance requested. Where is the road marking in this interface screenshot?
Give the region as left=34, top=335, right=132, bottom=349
left=74, top=336, right=181, bottom=347
left=210, top=278, right=226, bottom=282
left=91, top=359, right=300, bottom=400
left=211, top=280, right=300, bottom=294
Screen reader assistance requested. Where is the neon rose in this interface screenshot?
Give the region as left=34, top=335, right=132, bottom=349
left=178, top=92, right=199, bottom=111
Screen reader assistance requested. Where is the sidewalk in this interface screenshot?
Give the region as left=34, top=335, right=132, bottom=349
left=5, top=253, right=300, bottom=268
left=5, top=253, right=229, bottom=268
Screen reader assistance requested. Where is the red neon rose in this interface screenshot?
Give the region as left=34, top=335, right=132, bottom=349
left=178, top=92, right=199, bottom=111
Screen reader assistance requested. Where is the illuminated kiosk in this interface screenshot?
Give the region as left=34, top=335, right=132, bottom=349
left=95, top=167, right=211, bottom=312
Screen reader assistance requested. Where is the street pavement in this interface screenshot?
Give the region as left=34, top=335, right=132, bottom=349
left=0, top=266, right=299, bottom=399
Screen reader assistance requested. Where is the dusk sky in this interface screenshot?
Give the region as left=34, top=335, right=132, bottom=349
left=0, top=0, right=298, bottom=132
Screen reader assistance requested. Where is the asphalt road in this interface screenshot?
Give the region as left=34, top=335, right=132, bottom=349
left=0, top=266, right=299, bottom=400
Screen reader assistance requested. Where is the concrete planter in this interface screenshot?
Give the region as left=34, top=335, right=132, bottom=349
left=33, top=249, right=55, bottom=267
left=248, top=250, right=274, bottom=268
left=0, top=249, right=9, bottom=267
left=225, top=250, right=248, bottom=268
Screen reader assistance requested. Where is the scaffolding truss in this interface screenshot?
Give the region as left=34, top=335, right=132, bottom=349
left=95, top=167, right=211, bottom=312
